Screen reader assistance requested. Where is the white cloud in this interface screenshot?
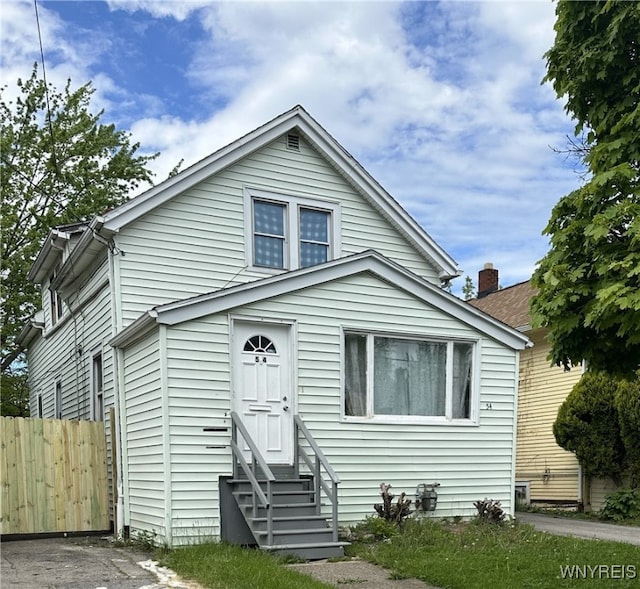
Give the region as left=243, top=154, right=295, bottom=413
left=2, top=0, right=580, bottom=293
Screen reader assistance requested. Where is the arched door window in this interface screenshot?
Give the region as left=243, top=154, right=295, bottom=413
left=243, top=335, right=277, bottom=354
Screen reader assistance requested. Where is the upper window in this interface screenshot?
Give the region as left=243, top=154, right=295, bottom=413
left=92, top=352, right=104, bottom=421
left=49, top=270, right=63, bottom=326
left=344, top=331, right=475, bottom=423
left=246, top=189, right=340, bottom=272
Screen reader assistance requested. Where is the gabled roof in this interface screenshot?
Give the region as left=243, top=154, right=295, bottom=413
left=110, top=250, right=530, bottom=351
left=93, top=105, right=459, bottom=281
left=468, top=280, right=538, bottom=331
left=28, top=223, right=88, bottom=284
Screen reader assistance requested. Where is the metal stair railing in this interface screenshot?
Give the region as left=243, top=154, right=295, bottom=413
left=293, top=415, right=341, bottom=542
left=230, top=411, right=275, bottom=545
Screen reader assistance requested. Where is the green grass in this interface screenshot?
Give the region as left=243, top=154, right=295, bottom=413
left=347, top=518, right=640, bottom=589
left=156, top=520, right=640, bottom=589
left=161, top=542, right=334, bottom=589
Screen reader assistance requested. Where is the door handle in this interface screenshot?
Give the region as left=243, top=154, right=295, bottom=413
left=283, top=405, right=289, bottom=412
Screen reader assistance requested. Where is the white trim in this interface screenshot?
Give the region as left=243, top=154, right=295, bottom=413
left=341, top=327, right=480, bottom=426
left=95, top=106, right=458, bottom=279
left=88, top=346, right=104, bottom=421
left=509, top=346, right=521, bottom=515
left=143, top=252, right=528, bottom=350
left=243, top=187, right=341, bottom=273
left=159, top=325, right=172, bottom=543
left=229, top=315, right=297, bottom=464
left=54, top=377, right=62, bottom=419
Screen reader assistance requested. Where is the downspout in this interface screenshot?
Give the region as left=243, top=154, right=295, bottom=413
left=108, top=237, right=126, bottom=540
left=510, top=347, right=521, bottom=517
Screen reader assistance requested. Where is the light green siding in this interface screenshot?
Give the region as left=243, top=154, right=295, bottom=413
left=159, top=272, right=518, bottom=544
left=115, top=135, right=441, bottom=326
left=122, top=329, right=166, bottom=538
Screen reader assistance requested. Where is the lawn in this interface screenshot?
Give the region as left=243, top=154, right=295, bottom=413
left=348, top=517, right=640, bottom=589
left=160, top=518, right=639, bottom=589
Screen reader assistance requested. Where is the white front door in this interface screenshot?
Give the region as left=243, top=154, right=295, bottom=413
left=232, top=321, right=293, bottom=465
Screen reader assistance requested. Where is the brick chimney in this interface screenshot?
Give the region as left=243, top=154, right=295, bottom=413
left=477, top=263, right=499, bottom=298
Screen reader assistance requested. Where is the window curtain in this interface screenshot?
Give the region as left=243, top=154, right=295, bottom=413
left=344, top=334, right=367, bottom=416
left=373, top=338, right=446, bottom=416
left=452, top=343, right=473, bottom=418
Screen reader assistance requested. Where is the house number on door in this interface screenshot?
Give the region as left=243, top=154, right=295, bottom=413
left=485, top=402, right=493, bottom=410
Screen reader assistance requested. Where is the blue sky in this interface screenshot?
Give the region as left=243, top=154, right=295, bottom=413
left=1, top=0, right=582, bottom=293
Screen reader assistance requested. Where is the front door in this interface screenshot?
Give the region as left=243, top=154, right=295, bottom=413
left=232, top=321, right=293, bottom=465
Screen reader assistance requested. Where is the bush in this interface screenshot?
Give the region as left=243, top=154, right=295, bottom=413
left=553, top=371, right=626, bottom=482
left=615, top=375, right=640, bottom=487
left=373, top=483, right=413, bottom=525
left=473, top=498, right=505, bottom=524
left=600, top=488, right=640, bottom=522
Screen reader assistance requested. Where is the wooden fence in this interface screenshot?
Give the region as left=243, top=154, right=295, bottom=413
left=1, top=416, right=109, bottom=535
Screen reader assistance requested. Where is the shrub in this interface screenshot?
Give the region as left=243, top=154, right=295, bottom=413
left=473, top=498, right=505, bottom=524
left=615, top=375, right=640, bottom=487
left=373, top=483, right=413, bottom=525
left=553, top=371, right=626, bottom=483
left=600, top=488, right=640, bottom=522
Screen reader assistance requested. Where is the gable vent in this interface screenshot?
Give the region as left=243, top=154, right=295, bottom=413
left=286, top=133, right=300, bottom=151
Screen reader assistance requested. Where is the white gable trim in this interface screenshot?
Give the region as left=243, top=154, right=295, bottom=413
left=100, top=106, right=459, bottom=280
left=110, top=251, right=529, bottom=351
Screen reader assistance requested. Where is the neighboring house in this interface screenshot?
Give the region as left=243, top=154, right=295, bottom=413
left=18, top=106, right=529, bottom=554
left=469, top=264, right=615, bottom=511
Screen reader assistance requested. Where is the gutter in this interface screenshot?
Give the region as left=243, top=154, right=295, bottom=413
left=51, top=216, right=111, bottom=291
left=109, top=310, right=158, bottom=349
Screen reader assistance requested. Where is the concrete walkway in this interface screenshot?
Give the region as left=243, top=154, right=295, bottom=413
left=288, top=559, right=440, bottom=589
left=516, top=512, right=640, bottom=546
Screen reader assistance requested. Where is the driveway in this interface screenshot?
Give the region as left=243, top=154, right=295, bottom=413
left=0, top=536, right=161, bottom=589
left=517, top=512, right=640, bottom=546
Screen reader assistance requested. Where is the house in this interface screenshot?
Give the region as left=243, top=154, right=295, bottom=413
left=18, top=106, right=530, bottom=555
left=469, top=264, right=616, bottom=511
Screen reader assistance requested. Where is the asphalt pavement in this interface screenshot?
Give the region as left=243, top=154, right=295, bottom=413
left=516, top=512, right=640, bottom=546
left=0, top=536, right=160, bottom=589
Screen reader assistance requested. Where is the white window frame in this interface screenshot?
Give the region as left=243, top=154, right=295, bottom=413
left=341, top=327, right=480, bottom=426
left=244, top=187, right=341, bottom=273
left=49, top=272, right=63, bottom=327
left=54, top=378, right=62, bottom=419
left=90, top=349, right=104, bottom=421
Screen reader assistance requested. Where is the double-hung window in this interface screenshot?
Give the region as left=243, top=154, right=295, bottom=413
left=344, top=331, right=476, bottom=423
left=49, top=268, right=63, bottom=326
left=247, top=189, right=339, bottom=271
left=253, top=200, right=287, bottom=269
left=92, top=352, right=104, bottom=421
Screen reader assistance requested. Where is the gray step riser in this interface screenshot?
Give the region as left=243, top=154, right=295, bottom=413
left=249, top=518, right=329, bottom=532
left=272, top=545, right=345, bottom=559
left=240, top=503, right=319, bottom=518
left=234, top=492, right=316, bottom=505
left=255, top=530, right=335, bottom=546
left=230, top=481, right=312, bottom=493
